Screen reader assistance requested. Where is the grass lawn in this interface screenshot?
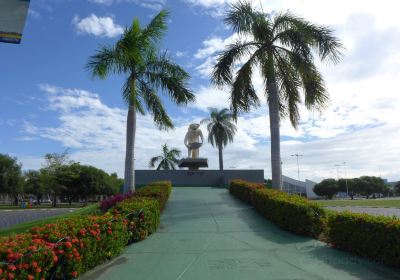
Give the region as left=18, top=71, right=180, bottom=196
left=316, top=199, right=400, bottom=208
left=0, top=204, right=100, bottom=237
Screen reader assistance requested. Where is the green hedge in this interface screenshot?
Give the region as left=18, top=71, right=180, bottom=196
left=252, top=188, right=326, bottom=238
left=136, top=181, right=172, bottom=211
left=229, top=179, right=326, bottom=238
left=229, top=179, right=400, bottom=268
left=229, top=179, right=264, bottom=204
left=0, top=181, right=171, bottom=279
left=326, top=211, right=400, bottom=267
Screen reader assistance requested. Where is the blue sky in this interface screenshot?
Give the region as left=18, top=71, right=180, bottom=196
left=1, top=0, right=400, bottom=182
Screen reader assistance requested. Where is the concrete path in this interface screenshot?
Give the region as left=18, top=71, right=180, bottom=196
left=0, top=208, right=75, bottom=229
left=82, top=187, right=400, bottom=280
left=326, top=206, right=400, bottom=218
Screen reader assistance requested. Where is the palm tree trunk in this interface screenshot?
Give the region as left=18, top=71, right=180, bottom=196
left=123, top=80, right=137, bottom=193
left=267, top=78, right=282, bottom=189
left=218, top=144, right=223, bottom=171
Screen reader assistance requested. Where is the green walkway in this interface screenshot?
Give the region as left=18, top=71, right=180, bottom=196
left=82, top=187, right=400, bottom=280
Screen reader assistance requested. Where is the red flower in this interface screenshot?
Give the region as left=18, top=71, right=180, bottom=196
left=36, top=267, right=42, bottom=273
left=7, top=265, right=16, bottom=271
left=71, top=271, right=78, bottom=278
left=27, top=275, right=34, bottom=280
left=53, top=255, right=58, bottom=263
left=31, top=261, right=38, bottom=268
left=65, top=242, right=72, bottom=248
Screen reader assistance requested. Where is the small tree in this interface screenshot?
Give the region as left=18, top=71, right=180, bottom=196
left=149, top=144, right=181, bottom=170
left=354, top=176, right=385, bottom=199
left=0, top=154, right=24, bottom=205
left=40, top=151, right=73, bottom=207
left=24, top=170, right=46, bottom=204
left=313, top=178, right=339, bottom=199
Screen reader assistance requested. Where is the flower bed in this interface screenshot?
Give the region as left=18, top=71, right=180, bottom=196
left=229, top=179, right=264, bottom=204
left=326, top=211, right=400, bottom=268
left=0, top=181, right=172, bottom=279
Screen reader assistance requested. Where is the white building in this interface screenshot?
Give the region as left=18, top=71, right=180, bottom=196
left=281, top=175, right=320, bottom=199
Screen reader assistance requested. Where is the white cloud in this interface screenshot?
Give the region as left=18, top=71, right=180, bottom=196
left=73, top=14, right=123, bottom=38
left=88, top=0, right=166, bottom=10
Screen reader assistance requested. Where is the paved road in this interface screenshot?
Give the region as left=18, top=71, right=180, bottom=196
left=326, top=206, right=400, bottom=218
left=0, top=208, right=75, bottom=229
left=82, top=187, right=400, bottom=280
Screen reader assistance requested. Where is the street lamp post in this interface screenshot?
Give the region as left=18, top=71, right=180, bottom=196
left=291, top=154, right=303, bottom=181
left=343, top=162, right=349, bottom=198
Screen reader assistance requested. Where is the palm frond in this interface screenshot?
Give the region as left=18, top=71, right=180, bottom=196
left=86, top=45, right=121, bottom=78
left=212, top=41, right=258, bottom=86
left=137, top=80, right=173, bottom=130
left=143, top=53, right=195, bottom=105
left=225, top=0, right=263, bottom=35
left=230, top=51, right=261, bottom=118
left=141, top=9, right=169, bottom=45
left=149, top=156, right=163, bottom=168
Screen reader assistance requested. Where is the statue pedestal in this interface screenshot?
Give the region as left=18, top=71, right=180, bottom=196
left=178, top=158, right=208, bottom=170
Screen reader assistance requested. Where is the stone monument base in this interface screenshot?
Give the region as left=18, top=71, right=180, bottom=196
left=178, top=158, right=208, bottom=170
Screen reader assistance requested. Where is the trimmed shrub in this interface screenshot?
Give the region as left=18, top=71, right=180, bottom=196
left=111, top=198, right=160, bottom=241
left=0, top=181, right=171, bottom=279
left=136, top=181, right=172, bottom=211
left=326, top=211, right=400, bottom=267
left=229, top=179, right=264, bottom=204
left=251, top=188, right=326, bottom=238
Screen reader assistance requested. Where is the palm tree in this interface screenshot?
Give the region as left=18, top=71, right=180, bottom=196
left=201, top=108, right=237, bottom=170
left=149, top=144, right=181, bottom=170
left=212, top=1, right=342, bottom=189
left=87, top=10, right=194, bottom=193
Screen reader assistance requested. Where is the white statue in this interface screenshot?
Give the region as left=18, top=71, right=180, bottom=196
left=184, top=123, right=204, bottom=159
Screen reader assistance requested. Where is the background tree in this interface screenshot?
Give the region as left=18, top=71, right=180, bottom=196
left=395, top=182, right=400, bottom=196
left=354, top=176, right=385, bottom=199
left=87, top=10, right=194, bottom=193
left=201, top=108, right=237, bottom=170
left=0, top=154, right=24, bottom=205
left=337, top=178, right=358, bottom=199
left=149, top=144, right=181, bottom=170
left=313, top=178, right=339, bottom=199
left=24, top=170, right=46, bottom=204
left=212, top=1, right=342, bottom=188
left=40, top=151, right=73, bottom=207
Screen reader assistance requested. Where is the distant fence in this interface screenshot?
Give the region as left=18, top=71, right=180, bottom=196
left=136, top=169, right=264, bottom=187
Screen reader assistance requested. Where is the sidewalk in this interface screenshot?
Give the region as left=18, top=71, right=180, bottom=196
left=82, top=187, right=400, bottom=280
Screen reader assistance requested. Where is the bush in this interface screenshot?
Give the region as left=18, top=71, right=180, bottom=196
left=100, top=192, right=135, bottom=212
left=252, top=188, right=326, bottom=238
left=0, top=181, right=171, bottom=279
left=326, top=211, right=400, bottom=267
left=136, top=181, right=172, bottom=211
left=229, top=179, right=264, bottom=204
